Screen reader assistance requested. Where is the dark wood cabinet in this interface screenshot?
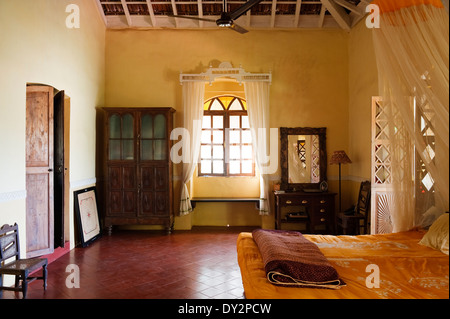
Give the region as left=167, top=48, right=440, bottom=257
left=274, top=191, right=336, bottom=234
left=100, top=107, right=175, bottom=234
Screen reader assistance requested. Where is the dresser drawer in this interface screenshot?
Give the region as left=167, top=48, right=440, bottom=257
left=312, top=208, right=329, bottom=224
left=312, top=196, right=331, bottom=206
left=278, top=196, right=311, bottom=206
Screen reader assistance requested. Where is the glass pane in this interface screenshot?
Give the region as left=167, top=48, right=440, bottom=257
left=141, top=114, right=153, bottom=139
left=109, top=140, right=120, bottom=160
left=122, top=114, right=134, bottom=139
left=202, top=115, right=211, bottom=129
left=122, top=140, right=134, bottom=160
left=201, top=130, right=211, bottom=144
left=229, top=99, right=243, bottom=110
left=201, top=160, right=211, bottom=174
left=242, top=145, right=253, bottom=159
left=229, top=160, right=240, bottom=174
left=213, top=130, right=223, bottom=144
left=220, top=96, right=234, bottom=109
left=242, top=130, right=252, bottom=143
left=201, top=145, right=211, bottom=159
left=154, top=139, right=166, bottom=160
left=230, top=116, right=240, bottom=129
left=242, top=160, right=253, bottom=174
left=230, top=146, right=241, bottom=159
left=213, top=145, right=224, bottom=159
left=229, top=130, right=240, bottom=144
left=154, top=114, right=166, bottom=138
left=141, top=140, right=153, bottom=160
left=210, top=99, right=224, bottom=110
left=213, top=116, right=223, bottom=129
left=213, top=160, right=224, bottom=174
left=242, top=116, right=250, bottom=129
left=109, top=115, right=121, bottom=138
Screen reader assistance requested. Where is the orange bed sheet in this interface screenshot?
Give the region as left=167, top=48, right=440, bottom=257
left=237, top=230, right=449, bottom=299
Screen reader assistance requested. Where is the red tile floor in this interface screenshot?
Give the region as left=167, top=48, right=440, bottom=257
left=1, top=227, right=257, bottom=299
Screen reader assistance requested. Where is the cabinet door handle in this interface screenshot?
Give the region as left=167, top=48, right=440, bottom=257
left=285, top=200, right=292, bottom=204
left=301, top=200, right=308, bottom=204
left=320, top=200, right=326, bottom=204
left=320, top=218, right=326, bottom=222
left=320, top=209, right=326, bottom=213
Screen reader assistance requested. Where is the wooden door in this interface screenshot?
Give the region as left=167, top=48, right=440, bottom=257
left=26, top=86, right=54, bottom=257
left=53, top=90, right=65, bottom=248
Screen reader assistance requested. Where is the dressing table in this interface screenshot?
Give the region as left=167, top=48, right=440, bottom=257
left=275, top=127, right=336, bottom=234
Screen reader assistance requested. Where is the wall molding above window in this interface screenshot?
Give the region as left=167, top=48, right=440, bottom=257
left=180, top=62, right=272, bottom=85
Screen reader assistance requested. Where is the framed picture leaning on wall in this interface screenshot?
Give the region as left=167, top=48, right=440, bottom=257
left=74, top=186, right=101, bottom=247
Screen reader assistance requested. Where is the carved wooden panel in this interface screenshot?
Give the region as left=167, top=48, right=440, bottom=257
left=141, top=191, right=154, bottom=215
left=141, top=166, right=154, bottom=190
left=122, top=166, right=136, bottom=189
left=154, top=166, right=168, bottom=191
left=109, top=166, right=121, bottom=189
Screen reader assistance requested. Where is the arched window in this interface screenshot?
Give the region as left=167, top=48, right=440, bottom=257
left=199, top=96, right=254, bottom=176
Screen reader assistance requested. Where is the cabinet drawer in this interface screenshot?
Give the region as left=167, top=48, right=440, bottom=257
left=279, top=197, right=311, bottom=206
left=312, top=210, right=329, bottom=224
left=312, top=197, right=331, bottom=205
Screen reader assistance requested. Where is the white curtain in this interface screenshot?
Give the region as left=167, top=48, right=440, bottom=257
left=372, top=0, right=449, bottom=231
left=179, top=81, right=205, bottom=216
left=244, top=81, right=271, bottom=215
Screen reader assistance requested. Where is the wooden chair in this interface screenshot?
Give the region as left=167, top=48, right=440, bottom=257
left=336, top=181, right=371, bottom=235
left=0, top=223, right=48, bottom=298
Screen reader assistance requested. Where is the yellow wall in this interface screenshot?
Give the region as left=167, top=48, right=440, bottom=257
left=0, top=0, right=105, bottom=273
left=105, top=28, right=350, bottom=229
left=347, top=20, right=379, bottom=208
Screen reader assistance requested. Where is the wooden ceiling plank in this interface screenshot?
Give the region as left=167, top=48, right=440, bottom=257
left=120, top=0, right=132, bottom=26
left=320, top=0, right=351, bottom=30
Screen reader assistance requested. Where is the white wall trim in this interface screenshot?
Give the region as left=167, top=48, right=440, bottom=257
left=0, top=190, right=27, bottom=203
left=70, top=178, right=97, bottom=190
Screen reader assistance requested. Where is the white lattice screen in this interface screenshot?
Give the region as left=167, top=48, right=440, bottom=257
left=371, top=97, right=394, bottom=234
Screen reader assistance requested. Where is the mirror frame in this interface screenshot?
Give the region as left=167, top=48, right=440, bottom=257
left=280, top=127, right=327, bottom=191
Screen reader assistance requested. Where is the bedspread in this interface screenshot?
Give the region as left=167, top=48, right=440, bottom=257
left=237, top=230, right=449, bottom=299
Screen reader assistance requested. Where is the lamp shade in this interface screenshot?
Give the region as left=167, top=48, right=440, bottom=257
left=330, top=150, right=352, bottom=165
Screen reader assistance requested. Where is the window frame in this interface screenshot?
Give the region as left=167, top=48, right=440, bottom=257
left=199, top=96, right=255, bottom=177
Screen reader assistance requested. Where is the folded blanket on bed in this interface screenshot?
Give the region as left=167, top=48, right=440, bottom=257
left=252, top=229, right=345, bottom=289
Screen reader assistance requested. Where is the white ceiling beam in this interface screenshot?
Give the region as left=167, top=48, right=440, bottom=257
left=171, top=0, right=179, bottom=27
left=270, top=0, right=277, bottom=28
left=320, top=0, right=351, bottom=31
left=294, top=0, right=302, bottom=28
left=334, top=0, right=363, bottom=15
left=198, top=0, right=204, bottom=28
left=95, top=0, right=107, bottom=26
left=318, top=4, right=326, bottom=28
left=145, top=0, right=157, bottom=27
left=120, top=0, right=132, bottom=26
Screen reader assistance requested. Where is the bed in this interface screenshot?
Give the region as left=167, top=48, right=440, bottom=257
left=237, top=225, right=449, bottom=299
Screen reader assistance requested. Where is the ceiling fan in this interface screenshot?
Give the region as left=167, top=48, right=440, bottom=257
left=169, top=0, right=264, bottom=34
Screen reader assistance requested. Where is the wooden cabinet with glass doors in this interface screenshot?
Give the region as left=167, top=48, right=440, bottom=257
left=100, top=108, right=175, bottom=234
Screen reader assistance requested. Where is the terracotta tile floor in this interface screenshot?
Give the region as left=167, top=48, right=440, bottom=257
left=1, top=227, right=257, bottom=299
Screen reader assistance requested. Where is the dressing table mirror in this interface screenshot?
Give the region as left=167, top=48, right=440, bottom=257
left=280, top=127, right=327, bottom=191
